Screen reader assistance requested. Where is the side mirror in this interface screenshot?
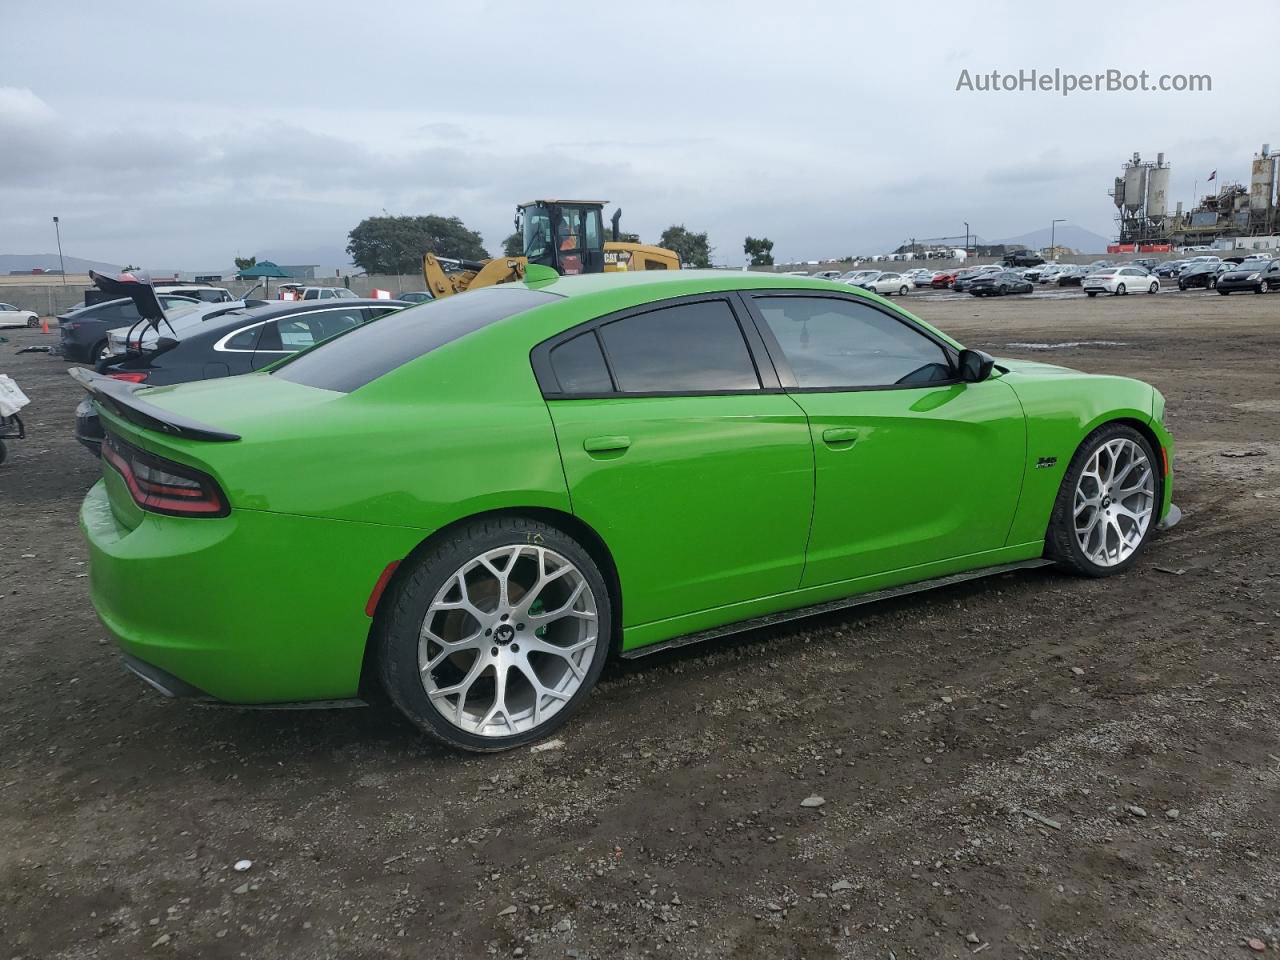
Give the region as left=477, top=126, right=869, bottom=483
left=958, top=348, right=995, bottom=383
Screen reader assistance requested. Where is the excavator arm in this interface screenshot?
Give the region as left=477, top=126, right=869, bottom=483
left=422, top=253, right=527, bottom=299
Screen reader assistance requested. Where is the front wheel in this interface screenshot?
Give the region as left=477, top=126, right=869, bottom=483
left=1219, top=289, right=1230, bottom=296
left=26, top=315, right=38, bottom=328
left=1046, top=423, right=1159, bottom=577
left=1178, top=281, right=1187, bottom=291
left=1256, top=284, right=1265, bottom=294
left=376, top=517, right=611, bottom=752
left=1148, top=282, right=1159, bottom=294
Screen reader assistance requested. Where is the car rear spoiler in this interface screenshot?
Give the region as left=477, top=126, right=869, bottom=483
left=88, top=270, right=178, bottom=335
left=69, top=367, right=241, bottom=442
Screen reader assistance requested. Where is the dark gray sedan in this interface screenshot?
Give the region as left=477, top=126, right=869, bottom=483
left=75, top=298, right=407, bottom=455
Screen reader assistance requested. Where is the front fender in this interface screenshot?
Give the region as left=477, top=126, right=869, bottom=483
left=1000, top=367, right=1163, bottom=546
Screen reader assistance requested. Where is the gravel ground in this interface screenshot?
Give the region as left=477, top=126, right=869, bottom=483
left=1, top=286, right=1278, bottom=959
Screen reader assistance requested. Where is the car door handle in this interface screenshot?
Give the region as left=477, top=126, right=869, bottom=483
left=583, top=435, right=631, bottom=454
left=821, top=427, right=859, bottom=447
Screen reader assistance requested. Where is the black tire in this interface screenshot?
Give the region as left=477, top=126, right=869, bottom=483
left=376, top=515, right=612, bottom=752
left=26, top=315, right=38, bottom=328
left=1086, top=291, right=1097, bottom=297
left=1255, top=284, right=1265, bottom=294
left=1116, top=283, right=1126, bottom=295
left=1148, top=282, right=1159, bottom=294
left=1045, top=422, right=1160, bottom=578
left=1209, top=276, right=1217, bottom=289
left=0, top=439, right=6, bottom=466
left=91, top=339, right=108, bottom=363
left=1219, top=289, right=1230, bottom=295
left=1178, top=281, right=1186, bottom=291
left=898, top=286, right=909, bottom=296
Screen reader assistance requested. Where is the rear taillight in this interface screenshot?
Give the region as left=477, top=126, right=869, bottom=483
left=102, top=433, right=228, bottom=517
left=108, top=371, right=149, bottom=383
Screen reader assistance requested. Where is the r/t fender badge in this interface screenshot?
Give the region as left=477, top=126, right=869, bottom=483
left=1035, top=456, right=1058, bottom=469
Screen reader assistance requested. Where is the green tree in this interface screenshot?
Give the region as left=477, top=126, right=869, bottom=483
left=614, top=231, right=641, bottom=244
left=502, top=232, right=523, bottom=257
left=658, top=225, right=712, bottom=268
left=743, top=236, right=774, bottom=266
left=346, top=215, right=489, bottom=274
left=233, top=255, right=256, bottom=272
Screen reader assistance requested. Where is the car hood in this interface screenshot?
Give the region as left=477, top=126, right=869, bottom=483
left=996, top=358, right=1084, bottom=378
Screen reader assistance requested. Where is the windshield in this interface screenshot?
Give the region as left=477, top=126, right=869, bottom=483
left=1236, top=260, right=1269, bottom=271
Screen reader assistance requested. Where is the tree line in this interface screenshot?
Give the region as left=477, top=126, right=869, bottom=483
left=344, top=215, right=775, bottom=273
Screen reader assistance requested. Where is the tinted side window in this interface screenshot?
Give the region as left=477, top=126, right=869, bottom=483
left=550, top=332, right=613, bottom=394
left=755, top=296, right=952, bottom=389
left=598, top=300, right=759, bottom=393
left=223, top=323, right=262, bottom=351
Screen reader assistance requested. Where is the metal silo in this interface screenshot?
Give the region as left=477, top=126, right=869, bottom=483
left=1147, top=162, right=1170, bottom=219
left=1113, top=176, right=1127, bottom=208
left=1250, top=145, right=1275, bottom=213
left=1123, top=159, right=1148, bottom=213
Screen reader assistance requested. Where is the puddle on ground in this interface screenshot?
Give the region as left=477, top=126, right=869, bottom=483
left=1005, top=341, right=1130, bottom=350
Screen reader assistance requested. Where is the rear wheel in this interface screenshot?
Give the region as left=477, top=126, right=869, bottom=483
left=898, top=285, right=909, bottom=296
left=1115, top=283, right=1126, bottom=295
left=91, top=339, right=109, bottom=363
left=1047, top=423, right=1158, bottom=577
left=376, top=517, right=611, bottom=752
left=1086, top=291, right=1097, bottom=297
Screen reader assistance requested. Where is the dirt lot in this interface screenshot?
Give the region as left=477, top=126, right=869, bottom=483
left=2, top=287, right=1278, bottom=960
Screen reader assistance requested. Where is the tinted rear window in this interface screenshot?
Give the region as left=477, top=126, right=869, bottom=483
left=598, top=300, right=760, bottom=393
left=273, top=287, right=561, bottom=392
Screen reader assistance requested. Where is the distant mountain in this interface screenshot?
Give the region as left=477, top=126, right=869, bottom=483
left=998, top=225, right=1112, bottom=254
left=0, top=253, right=122, bottom=275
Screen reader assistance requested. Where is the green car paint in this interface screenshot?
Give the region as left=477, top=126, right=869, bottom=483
left=80, top=270, right=1174, bottom=705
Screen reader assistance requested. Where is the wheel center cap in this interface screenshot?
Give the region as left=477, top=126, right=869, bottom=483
left=1101, top=495, right=1113, bottom=509
left=493, top=623, right=516, bottom=646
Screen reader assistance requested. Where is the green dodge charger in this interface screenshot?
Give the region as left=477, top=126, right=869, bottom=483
left=78, top=270, right=1178, bottom=751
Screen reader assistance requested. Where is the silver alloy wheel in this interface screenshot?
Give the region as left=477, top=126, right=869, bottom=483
left=419, top=544, right=598, bottom=737
left=1073, top=438, right=1155, bottom=567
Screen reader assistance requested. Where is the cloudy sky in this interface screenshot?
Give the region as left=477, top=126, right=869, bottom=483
left=1, top=0, right=1274, bottom=270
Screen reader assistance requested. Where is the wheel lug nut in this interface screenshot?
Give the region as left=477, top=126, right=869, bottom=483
left=517, top=623, right=525, bottom=631
left=485, top=628, right=492, bottom=636
left=511, top=643, right=520, bottom=653
left=500, top=614, right=509, bottom=621
left=491, top=647, right=498, bottom=656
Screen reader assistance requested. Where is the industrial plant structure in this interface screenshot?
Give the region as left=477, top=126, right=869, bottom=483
left=1111, top=145, right=1280, bottom=252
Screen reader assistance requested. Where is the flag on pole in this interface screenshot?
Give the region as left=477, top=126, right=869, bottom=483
left=1208, top=170, right=1217, bottom=181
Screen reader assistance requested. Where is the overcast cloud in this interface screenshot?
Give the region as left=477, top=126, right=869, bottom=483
left=0, top=0, right=1272, bottom=270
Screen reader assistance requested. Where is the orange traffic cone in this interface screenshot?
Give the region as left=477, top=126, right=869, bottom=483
left=40, top=317, right=49, bottom=334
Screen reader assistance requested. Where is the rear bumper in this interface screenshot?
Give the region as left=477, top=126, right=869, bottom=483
left=80, top=480, right=423, bottom=704
left=75, top=397, right=104, bottom=457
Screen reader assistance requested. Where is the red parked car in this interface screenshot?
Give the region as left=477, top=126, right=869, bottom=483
left=931, top=272, right=957, bottom=289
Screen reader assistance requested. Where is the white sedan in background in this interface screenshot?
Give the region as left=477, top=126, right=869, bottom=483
left=1083, top=265, right=1160, bottom=296
left=859, top=272, right=913, bottom=296
left=0, top=302, right=39, bottom=328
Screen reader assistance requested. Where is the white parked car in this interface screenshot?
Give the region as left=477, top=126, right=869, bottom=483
left=1083, top=266, right=1160, bottom=297
left=0, top=302, right=39, bottom=328
left=104, top=300, right=250, bottom=356
left=154, top=284, right=235, bottom=303
left=810, top=270, right=843, bottom=281
left=863, top=272, right=912, bottom=296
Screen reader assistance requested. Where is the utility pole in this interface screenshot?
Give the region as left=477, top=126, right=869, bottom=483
left=1050, top=218, right=1066, bottom=258
left=963, top=222, right=970, bottom=254
left=52, top=216, right=66, bottom=285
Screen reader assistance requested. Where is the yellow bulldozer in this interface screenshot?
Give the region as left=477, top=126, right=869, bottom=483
left=422, top=199, right=681, bottom=299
